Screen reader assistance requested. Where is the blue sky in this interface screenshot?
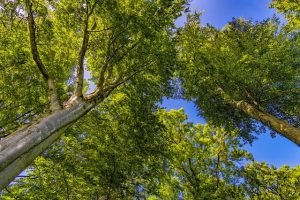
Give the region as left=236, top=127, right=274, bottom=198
left=177, top=0, right=278, bottom=28
left=162, top=0, right=300, bottom=168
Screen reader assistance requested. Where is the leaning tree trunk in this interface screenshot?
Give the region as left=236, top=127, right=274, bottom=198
left=233, top=99, right=300, bottom=145
left=217, top=88, right=300, bottom=146
left=0, top=100, right=96, bottom=190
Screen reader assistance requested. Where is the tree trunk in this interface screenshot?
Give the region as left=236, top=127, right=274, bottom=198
left=217, top=88, right=300, bottom=146
left=234, top=100, right=300, bottom=145
left=0, top=100, right=95, bottom=190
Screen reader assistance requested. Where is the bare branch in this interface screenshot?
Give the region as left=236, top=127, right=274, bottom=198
left=25, top=0, right=61, bottom=112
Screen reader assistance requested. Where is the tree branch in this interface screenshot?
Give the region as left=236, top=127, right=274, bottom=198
left=216, top=87, right=300, bottom=146
left=188, top=158, right=201, bottom=186
left=97, top=39, right=139, bottom=92
left=73, top=0, right=97, bottom=99
left=25, top=0, right=61, bottom=112
left=84, top=69, right=143, bottom=101
left=84, top=36, right=145, bottom=101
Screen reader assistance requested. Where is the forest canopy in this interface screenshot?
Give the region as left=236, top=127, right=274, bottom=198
left=0, top=0, right=299, bottom=199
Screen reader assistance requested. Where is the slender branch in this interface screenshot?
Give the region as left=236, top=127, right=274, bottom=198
left=0, top=109, right=33, bottom=128
left=25, top=0, right=61, bottom=112
left=96, top=34, right=116, bottom=91
left=0, top=103, right=25, bottom=111
left=179, top=165, right=196, bottom=187
left=84, top=69, right=143, bottom=101
left=5, top=187, right=12, bottom=194
left=107, top=157, right=116, bottom=200
left=188, top=158, right=201, bottom=186
left=73, top=0, right=97, bottom=99
left=16, top=175, right=33, bottom=178
left=84, top=36, right=145, bottom=101
left=0, top=18, right=7, bottom=28
left=62, top=170, right=70, bottom=200
left=96, top=33, right=121, bottom=90
left=214, top=151, right=221, bottom=188
left=97, top=40, right=139, bottom=91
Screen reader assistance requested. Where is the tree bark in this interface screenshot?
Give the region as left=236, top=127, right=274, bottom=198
left=217, top=88, right=300, bottom=146
left=0, top=100, right=96, bottom=190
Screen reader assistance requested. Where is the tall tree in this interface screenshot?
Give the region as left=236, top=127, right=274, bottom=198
left=178, top=15, right=300, bottom=145
left=0, top=0, right=187, bottom=189
left=0, top=84, right=170, bottom=199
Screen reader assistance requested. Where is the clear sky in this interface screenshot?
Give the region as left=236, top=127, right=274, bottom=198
left=176, top=0, right=279, bottom=28
left=162, top=0, right=300, bottom=168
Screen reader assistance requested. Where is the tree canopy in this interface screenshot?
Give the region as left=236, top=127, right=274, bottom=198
left=0, top=0, right=299, bottom=198
left=2, top=108, right=300, bottom=199
left=0, top=0, right=187, bottom=189
left=178, top=15, right=300, bottom=144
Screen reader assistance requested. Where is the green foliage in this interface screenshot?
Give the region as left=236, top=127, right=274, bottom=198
left=1, top=1, right=299, bottom=199
left=2, top=108, right=300, bottom=199
left=0, top=0, right=48, bottom=136
left=243, top=162, right=300, bottom=199
left=1, top=84, right=169, bottom=199
left=271, top=0, right=300, bottom=31
left=0, top=0, right=187, bottom=136
left=178, top=15, right=300, bottom=141
left=154, top=109, right=253, bottom=199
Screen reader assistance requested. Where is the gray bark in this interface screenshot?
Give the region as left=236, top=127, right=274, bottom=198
left=217, top=88, right=300, bottom=146
left=233, top=100, right=300, bottom=146
left=0, top=100, right=95, bottom=190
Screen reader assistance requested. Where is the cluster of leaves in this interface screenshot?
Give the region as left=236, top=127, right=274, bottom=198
left=271, top=0, right=300, bottom=31
left=177, top=14, right=300, bottom=142
left=243, top=162, right=300, bottom=199
left=2, top=108, right=300, bottom=199
left=0, top=0, right=48, bottom=137
left=152, top=109, right=253, bottom=199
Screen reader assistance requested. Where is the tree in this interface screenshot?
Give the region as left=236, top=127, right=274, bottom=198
left=0, top=0, right=187, bottom=190
left=178, top=15, right=300, bottom=145
left=0, top=85, right=170, bottom=199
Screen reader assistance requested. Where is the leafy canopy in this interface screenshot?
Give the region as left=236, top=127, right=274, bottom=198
left=178, top=15, right=300, bottom=142
left=2, top=108, right=300, bottom=199
left=0, top=0, right=187, bottom=136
